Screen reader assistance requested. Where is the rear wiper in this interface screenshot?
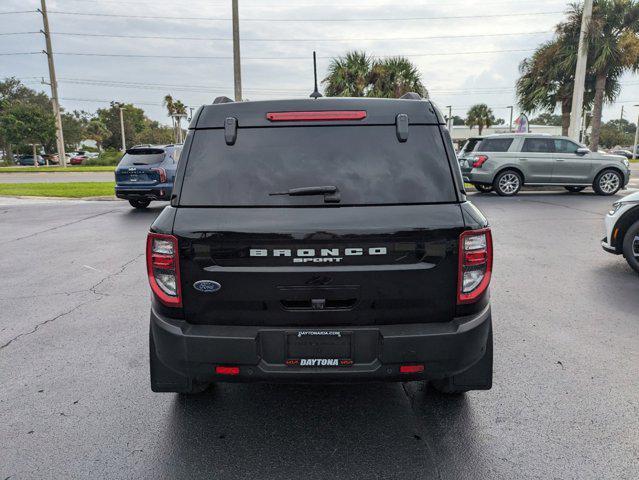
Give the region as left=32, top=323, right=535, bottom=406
left=269, top=185, right=340, bottom=203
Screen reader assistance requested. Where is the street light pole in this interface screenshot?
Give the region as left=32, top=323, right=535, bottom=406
left=39, top=0, right=66, bottom=167
left=633, top=105, right=639, bottom=160
left=119, top=107, right=126, bottom=151
left=568, top=0, right=594, bottom=141
left=507, top=106, right=514, bottom=132
left=446, top=105, right=452, bottom=132
left=232, top=0, right=242, bottom=101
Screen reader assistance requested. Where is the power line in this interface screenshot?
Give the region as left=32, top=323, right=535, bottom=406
left=47, top=30, right=553, bottom=42
left=0, top=52, right=42, bottom=56
left=50, top=48, right=535, bottom=59
left=47, top=9, right=564, bottom=22
left=0, top=32, right=40, bottom=36
left=0, top=10, right=37, bottom=15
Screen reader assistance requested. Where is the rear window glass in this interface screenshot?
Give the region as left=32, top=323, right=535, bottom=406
left=522, top=138, right=554, bottom=153
left=459, top=138, right=481, bottom=154
left=119, top=148, right=165, bottom=166
left=476, top=138, right=513, bottom=152
left=179, top=125, right=456, bottom=206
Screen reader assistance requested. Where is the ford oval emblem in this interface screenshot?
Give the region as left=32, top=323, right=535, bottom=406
left=193, top=280, right=221, bottom=293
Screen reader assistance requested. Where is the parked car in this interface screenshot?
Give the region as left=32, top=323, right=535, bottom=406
left=41, top=153, right=59, bottom=165
left=114, top=144, right=182, bottom=208
left=602, top=191, right=639, bottom=273
left=69, top=154, right=87, bottom=165
left=459, top=134, right=631, bottom=196
left=147, top=95, right=493, bottom=394
left=610, top=149, right=634, bottom=159
left=15, top=155, right=45, bottom=166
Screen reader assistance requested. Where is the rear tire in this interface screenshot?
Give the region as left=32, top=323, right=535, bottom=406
left=473, top=184, right=493, bottom=193
left=493, top=170, right=522, bottom=196
left=622, top=220, right=639, bottom=274
left=129, top=199, right=151, bottom=209
left=593, top=169, right=622, bottom=196
left=564, top=186, right=585, bottom=193
left=431, top=324, right=493, bottom=394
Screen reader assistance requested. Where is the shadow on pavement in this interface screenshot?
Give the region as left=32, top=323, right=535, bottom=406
left=151, top=382, right=478, bottom=479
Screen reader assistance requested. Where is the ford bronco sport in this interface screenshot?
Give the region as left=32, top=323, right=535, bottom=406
left=147, top=95, right=493, bottom=394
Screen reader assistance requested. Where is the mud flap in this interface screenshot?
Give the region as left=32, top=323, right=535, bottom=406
left=149, top=328, right=197, bottom=393
left=432, top=323, right=493, bottom=393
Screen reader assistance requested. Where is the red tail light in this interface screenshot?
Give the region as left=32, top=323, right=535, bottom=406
left=457, top=228, right=493, bottom=304
left=472, top=155, right=488, bottom=168
left=146, top=232, right=181, bottom=307
left=266, top=110, right=367, bottom=122
left=151, top=167, right=167, bottom=183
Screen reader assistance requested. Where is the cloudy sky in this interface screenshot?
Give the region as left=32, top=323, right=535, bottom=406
left=1, top=0, right=638, bottom=126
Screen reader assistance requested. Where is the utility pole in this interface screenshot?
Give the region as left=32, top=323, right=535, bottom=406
left=39, top=0, right=66, bottom=167
left=119, top=106, right=126, bottom=151
left=507, top=106, right=514, bottom=132
left=633, top=105, right=639, bottom=160
left=619, top=105, right=624, bottom=126
left=568, top=0, right=594, bottom=141
left=232, top=0, right=242, bottom=101
left=446, top=105, right=452, bottom=132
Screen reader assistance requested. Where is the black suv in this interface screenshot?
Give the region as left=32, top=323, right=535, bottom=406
left=147, top=96, right=493, bottom=394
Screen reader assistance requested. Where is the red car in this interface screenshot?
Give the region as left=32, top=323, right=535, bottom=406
left=69, top=154, right=86, bottom=165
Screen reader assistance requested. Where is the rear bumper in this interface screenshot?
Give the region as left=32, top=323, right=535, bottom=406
left=115, top=184, right=172, bottom=200
left=150, top=305, right=492, bottom=383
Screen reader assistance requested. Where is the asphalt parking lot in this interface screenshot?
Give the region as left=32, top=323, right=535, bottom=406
left=1, top=191, right=638, bottom=479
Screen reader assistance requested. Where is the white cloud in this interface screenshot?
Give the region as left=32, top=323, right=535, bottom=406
left=1, top=0, right=637, bottom=124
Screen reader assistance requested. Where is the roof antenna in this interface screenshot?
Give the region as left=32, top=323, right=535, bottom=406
left=310, top=51, right=323, bottom=99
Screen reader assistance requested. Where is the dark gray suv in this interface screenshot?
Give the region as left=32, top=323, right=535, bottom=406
left=459, top=134, right=631, bottom=196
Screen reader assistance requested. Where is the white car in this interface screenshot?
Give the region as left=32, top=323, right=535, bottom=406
left=602, top=191, right=639, bottom=273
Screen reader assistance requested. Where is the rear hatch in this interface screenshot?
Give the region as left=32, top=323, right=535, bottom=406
left=115, top=148, right=165, bottom=185
left=173, top=102, right=465, bottom=326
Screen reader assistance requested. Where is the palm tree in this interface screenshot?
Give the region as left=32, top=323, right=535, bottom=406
left=163, top=95, right=187, bottom=143
left=558, top=0, right=639, bottom=150
left=466, top=104, right=495, bottom=135
left=368, top=57, right=428, bottom=98
left=517, top=40, right=574, bottom=135
left=322, top=51, right=371, bottom=97
left=85, top=118, right=108, bottom=152
left=322, top=51, right=428, bottom=98
left=516, top=36, right=619, bottom=136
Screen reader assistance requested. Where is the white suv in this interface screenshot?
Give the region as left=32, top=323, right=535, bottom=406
left=602, top=191, right=639, bottom=273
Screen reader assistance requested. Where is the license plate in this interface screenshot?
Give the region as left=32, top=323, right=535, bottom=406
left=286, top=331, right=352, bottom=367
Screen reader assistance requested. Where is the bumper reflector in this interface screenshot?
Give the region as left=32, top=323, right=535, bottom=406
left=400, top=364, right=424, bottom=374
left=215, top=366, right=240, bottom=376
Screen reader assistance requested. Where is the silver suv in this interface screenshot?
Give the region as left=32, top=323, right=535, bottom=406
left=458, top=134, right=631, bottom=196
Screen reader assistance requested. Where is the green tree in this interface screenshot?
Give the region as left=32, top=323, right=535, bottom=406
left=0, top=78, right=53, bottom=160
left=322, top=51, right=372, bottom=97
left=61, top=110, right=89, bottom=150
left=599, top=119, right=637, bottom=147
left=138, top=120, right=174, bottom=145
left=465, top=104, right=495, bottom=135
left=530, top=113, right=564, bottom=126
left=163, top=95, right=187, bottom=142
left=367, top=57, right=427, bottom=98
left=96, top=102, right=146, bottom=150
left=558, top=0, right=639, bottom=150
left=0, top=101, right=56, bottom=154
left=85, top=118, right=109, bottom=151
left=322, top=51, right=427, bottom=98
